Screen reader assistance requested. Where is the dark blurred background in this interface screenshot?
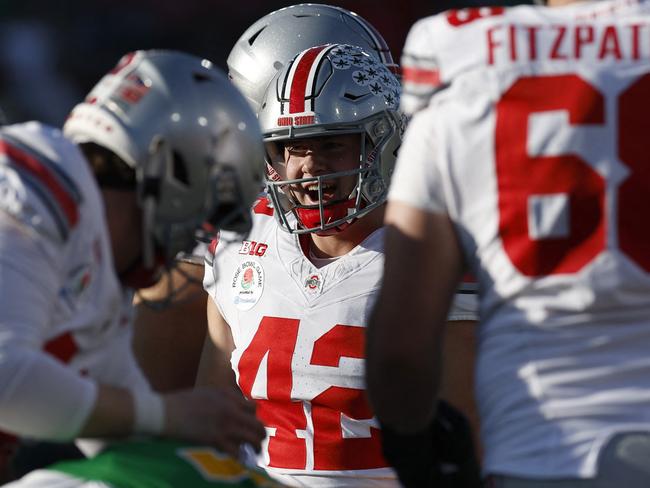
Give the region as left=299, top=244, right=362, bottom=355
left=0, top=0, right=529, bottom=126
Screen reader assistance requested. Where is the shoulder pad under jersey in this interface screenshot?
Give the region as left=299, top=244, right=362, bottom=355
left=0, top=123, right=83, bottom=244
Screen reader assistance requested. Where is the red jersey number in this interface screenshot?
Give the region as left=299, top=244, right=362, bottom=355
left=237, top=317, right=386, bottom=471
left=617, top=73, right=650, bottom=272
left=495, top=73, right=650, bottom=276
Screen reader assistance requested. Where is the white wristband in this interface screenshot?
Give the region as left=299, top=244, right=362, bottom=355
left=132, top=388, right=165, bottom=436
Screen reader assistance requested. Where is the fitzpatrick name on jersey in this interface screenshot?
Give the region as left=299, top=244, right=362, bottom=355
left=400, top=1, right=650, bottom=115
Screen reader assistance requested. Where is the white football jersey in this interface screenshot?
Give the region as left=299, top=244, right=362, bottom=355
left=0, top=122, right=148, bottom=439
left=204, top=197, right=476, bottom=487
left=390, top=0, right=650, bottom=479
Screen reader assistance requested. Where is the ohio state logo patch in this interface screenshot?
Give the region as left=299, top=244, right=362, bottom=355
left=231, top=260, right=264, bottom=311
left=304, top=272, right=323, bottom=295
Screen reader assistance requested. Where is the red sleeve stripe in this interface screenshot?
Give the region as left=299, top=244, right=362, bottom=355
left=2, top=133, right=82, bottom=203
left=252, top=196, right=274, bottom=216
left=0, top=139, right=79, bottom=228
left=402, top=66, right=442, bottom=87
left=208, top=235, right=220, bottom=257
left=43, top=331, right=79, bottom=364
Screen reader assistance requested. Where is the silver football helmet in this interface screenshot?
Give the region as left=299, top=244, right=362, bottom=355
left=258, top=44, right=402, bottom=235
left=228, top=3, right=397, bottom=113
left=64, top=50, right=265, bottom=271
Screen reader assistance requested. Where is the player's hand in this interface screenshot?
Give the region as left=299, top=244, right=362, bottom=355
left=380, top=399, right=481, bottom=488
left=162, top=386, right=266, bottom=459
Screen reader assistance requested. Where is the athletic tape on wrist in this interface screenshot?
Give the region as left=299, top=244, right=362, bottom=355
left=132, top=388, right=165, bottom=435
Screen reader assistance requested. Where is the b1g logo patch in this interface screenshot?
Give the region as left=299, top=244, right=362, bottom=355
left=231, top=260, right=264, bottom=311
left=238, top=240, right=268, bottom=257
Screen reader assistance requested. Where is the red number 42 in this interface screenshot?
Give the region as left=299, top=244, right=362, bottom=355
left=495, top=73, right=650, bottom=276
left=237, top=317, right=386, bottom=471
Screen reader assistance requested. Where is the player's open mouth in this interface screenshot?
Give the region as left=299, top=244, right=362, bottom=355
left=302, top=182, right=336, bottom=204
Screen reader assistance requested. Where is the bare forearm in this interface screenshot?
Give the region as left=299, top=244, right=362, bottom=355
left=196, top=297, right=237, bottom=388
left=133, top=264, right=208, bottom=391
left=367, top=227, right=449, bottom=432
left=195, top=335, right=237, bottom=388
left=79, top=384, right=136, bottom=438
left=0, top=352, right=155, bottom=441
left=0, top=349, right=98, bottom=440
left=367, top=204, right=463, bottom=433
left=0, top=340, right=263, bottom=455
left=439, top=320, right=482, bottom=457
left=367, top=282, right=444, bottom=433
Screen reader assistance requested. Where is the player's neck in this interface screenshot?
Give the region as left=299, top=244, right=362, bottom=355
left=102, top=188, right=142, bottom=276
left=308, top=205, right=384, bottom=259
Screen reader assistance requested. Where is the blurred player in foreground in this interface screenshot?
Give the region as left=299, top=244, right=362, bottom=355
left=367, top=0, right=650, bottom=487
left=0, top=50, right=268, bottom=485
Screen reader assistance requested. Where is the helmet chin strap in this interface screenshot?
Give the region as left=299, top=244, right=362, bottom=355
left=295, top=195, right=359, bottom=235
left=119, top=252, right=163, bottom=290
left=140, top=135, right=167, bottom=269
left=134, top=262, right=205, bottom=311
left=142, top=194, right=157, bottom=269
left=313, top=220, right=355, bottom=236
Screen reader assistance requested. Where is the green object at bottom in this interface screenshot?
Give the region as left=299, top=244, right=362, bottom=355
left=50, top=440, right=283, bottom=488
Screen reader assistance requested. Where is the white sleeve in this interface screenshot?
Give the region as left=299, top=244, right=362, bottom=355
left=0, top=214, right=97, bottom=440
left=203, top=233, right=238, bottom=325
left=400, top=17, right=444, bottom=117
left=203, top=246, right=217, bottom=302
left=388, top=108, right=447, bottom=214
left=203, top=239, right=228, bottom=321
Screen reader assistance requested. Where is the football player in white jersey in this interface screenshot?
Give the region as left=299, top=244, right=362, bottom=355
left=367, top=0, right=650, bottom=487
left=0, top=49, right=267, bottom=472
left=200, top=41, right=480, bottom=487
left=131, top=2, right=402, bottom=395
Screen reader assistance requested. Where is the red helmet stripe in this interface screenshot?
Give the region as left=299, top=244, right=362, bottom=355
left=288, top=45, right=330, bottom=114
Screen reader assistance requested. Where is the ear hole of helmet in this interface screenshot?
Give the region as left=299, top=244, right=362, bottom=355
left=79, top=142, right=136, bottom=191
left=172, top=151, right=189, bottom=186
left=343, top=92, right=370, bottom=101
left=202, top=165, right=253, bottom=236
left=192, top=72, right=212, bottom=83
left=264, top=141, right=285, bottom=167
left=248, top=27, right=265, bottom=46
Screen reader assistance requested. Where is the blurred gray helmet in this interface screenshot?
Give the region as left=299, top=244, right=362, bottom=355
left=64, top=50, right=265, bottom=269
left=259, top=43, right=402, bottom=235
left=228, top=3, right=397, bottom=113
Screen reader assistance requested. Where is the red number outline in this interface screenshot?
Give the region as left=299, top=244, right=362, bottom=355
left=495, top=73, right=650, bottom=276
left=237, top=318, right=386, bottom=470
